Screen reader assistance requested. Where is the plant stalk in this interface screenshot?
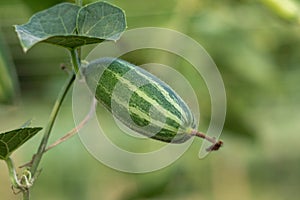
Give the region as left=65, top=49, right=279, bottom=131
left=29, top=73, right=75, bottom=176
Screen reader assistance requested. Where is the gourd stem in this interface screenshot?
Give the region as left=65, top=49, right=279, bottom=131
left=191, top=130, right=223, bottom=151
left=30, top=73, right=75, bottom=177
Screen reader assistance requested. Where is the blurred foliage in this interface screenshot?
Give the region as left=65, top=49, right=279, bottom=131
left=261, top=0, right=300, bottom=21
left=0, top=32, right=19, bottom=104
left=1, top=0, right=300, bottom=200
left=21, top=0, right=67, bottom=13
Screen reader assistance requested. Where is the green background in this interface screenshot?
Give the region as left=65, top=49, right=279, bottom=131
left=1, top=0, right=300, bottom=199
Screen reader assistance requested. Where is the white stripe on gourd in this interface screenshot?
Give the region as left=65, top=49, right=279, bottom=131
left=103, top=67, right=184, bottom=125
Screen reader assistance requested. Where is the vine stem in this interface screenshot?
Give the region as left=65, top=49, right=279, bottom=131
left=20, top=3, right=82, bottom=199
left=29, top=73, right=75, bottom=177
left=29, top=46, right=80, bottom=183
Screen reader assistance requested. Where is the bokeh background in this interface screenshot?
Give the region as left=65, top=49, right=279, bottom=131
left=1, top=0, right=300, bottom=199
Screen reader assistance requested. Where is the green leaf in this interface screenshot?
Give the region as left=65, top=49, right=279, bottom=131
left=0, top=127, right=42, bottom=160
left=15, top=2, right=126, bottom=52
left=77, top=2, right=126, bottom=41
left=15, top=3, right=80, bottom=52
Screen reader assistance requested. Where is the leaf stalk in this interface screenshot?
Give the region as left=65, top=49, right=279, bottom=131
left=5, top=157, right=21, bottom=189
left=70, top=48, right=80, bottom=74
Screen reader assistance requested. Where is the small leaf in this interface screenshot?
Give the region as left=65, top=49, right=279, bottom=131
left=0, top=127, right=42, bottom=160
left=15, top=2, right=126, bottom=52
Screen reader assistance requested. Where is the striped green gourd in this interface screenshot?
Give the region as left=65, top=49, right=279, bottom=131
left=83, top=58, right=222, bottom=150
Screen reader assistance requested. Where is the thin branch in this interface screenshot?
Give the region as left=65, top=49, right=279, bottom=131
left=20, top=98, right=97, bottom=168
left=45, top=98, right=97, bottom=152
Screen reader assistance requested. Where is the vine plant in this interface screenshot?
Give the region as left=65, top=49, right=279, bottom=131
left=1, top=1, right=126, bottom=199
left=1, top=0, right=225, bottom=199
left=1, top=0, right=296, bottom=198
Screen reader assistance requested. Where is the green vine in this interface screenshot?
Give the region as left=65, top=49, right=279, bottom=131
left=29, top=72, right=75, bottom=177
left=2, top=0, right=126, bottom=199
